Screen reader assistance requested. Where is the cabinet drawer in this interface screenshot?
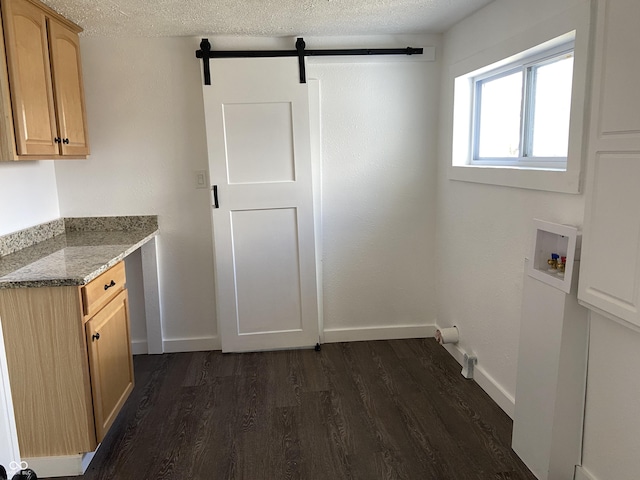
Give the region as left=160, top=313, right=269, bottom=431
left=82, top=262, right=125, bottom=317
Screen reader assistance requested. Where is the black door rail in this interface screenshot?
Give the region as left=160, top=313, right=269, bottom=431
left=196, top=37, right=423, bottom=85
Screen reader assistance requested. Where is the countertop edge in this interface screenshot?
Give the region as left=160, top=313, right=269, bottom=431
left=0, top=229, right=158, bottom=289
left=81, top=230, right=159, bottom=285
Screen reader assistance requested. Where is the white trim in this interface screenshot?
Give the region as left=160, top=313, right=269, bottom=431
left=81, top=449, right=98, bottom=473
left=578, top=299, right=640, bottom=335
left=448, top=165, right=581, bottom=193
left=24, top=448, right=98, bottom=478
left=436, top=327, right=515, bottom=418
left=131, top=339, right=148, bottom=355
left=323, top=325, right=436, bottom=343
left=574, top=465, right=598, bottom=480
left=162, top=335, right=221, bottom=353
left=309, top=78, right=324, bottom=345
left=141, top=237, right=164, bottom=354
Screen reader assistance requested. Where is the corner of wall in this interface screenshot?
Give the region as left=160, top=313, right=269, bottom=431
left=435, top=323, right=516, bottom=418
left=574, top=466, right=599, bottom=480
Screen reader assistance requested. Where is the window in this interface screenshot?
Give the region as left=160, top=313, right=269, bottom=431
left=449, top=17, right=591, bottom=194
left=471, top=45, right=574, bottom=169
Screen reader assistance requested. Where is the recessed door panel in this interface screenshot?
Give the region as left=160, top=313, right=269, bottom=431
left=599, top=0, right=640, bottom=137
left=583, top=153, right=640, bottom=321
left=231, top=208, right=303, bottom=334
left=223, top=102, right=295, bottom=184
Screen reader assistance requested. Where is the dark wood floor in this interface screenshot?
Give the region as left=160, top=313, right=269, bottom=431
left=48, top=339, right=535, bottom=480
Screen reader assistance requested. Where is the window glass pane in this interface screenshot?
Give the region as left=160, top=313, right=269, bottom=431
left=531, top=54, right=573, bottom=157
left=477, top=70, right=523, bottom=158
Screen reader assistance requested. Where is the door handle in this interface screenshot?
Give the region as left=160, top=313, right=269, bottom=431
left=212, top=185, right=219, bottom=208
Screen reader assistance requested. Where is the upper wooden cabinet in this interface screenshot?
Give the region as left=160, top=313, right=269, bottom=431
left=578, top=0, right=640, bottom=327
left=0, top=0, right=89, bottom=160
left=48, top=17, right=89, bottom=156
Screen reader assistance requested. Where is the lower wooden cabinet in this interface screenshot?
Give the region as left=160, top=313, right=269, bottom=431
left=0, top=262, right=134, bottom=457
left=86, top=289, right=134, bottom=443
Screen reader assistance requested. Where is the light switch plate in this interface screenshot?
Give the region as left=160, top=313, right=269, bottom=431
left=195, top=170, right=208, bottom=189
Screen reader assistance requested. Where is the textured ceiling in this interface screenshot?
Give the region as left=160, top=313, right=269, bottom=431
left=40, top=0, right=493, bottom=37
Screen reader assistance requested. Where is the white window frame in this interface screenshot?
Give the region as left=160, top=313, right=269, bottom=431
left=470, top=43, right=574, bottom=170
left=447, top=2, right=591, bottom=194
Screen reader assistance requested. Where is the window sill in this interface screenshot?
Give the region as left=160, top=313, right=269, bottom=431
left=471, top=157, right=567, bottom=170
left=448, top=164, right=581, bottom=194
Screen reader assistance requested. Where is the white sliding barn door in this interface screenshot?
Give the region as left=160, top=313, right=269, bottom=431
left=202, top=58, right=320, bottom=353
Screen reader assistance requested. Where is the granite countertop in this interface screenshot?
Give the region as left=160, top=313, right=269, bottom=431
left=0, top=216, right=158, bottom=289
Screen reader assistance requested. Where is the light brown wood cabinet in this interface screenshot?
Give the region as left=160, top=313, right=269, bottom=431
left=0, top=262, right=134, bottom=458
left=0, top=0, right=89, bottom=161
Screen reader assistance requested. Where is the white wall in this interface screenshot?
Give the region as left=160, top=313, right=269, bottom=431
left=307, top=35, right=440, bottom=338
left=0, top=161, right=59, bottom=235
left=55, top=37, right=218, bottom=350
left=54, top=34, right=440, bottom=349
left=436, top=0, right=588, bottom=413
left=124, top=250, right=147, bottom=350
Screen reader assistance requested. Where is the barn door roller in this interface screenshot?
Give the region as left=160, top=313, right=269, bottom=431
left=196, top=37, right=424, bottom=85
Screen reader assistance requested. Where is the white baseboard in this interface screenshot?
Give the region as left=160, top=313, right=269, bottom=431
left=160, top=327, right=432, bottom=354
left=323, top=324, right=436, bottom=343
left=25, top=448, right=98, bottom=478
left=435, top=325, right=515, bottom=419
left=574, top=466, right=598, bottom=480
left=162, top=335, right=221, bottom=353
left=131, top=339, right=148, bottom=355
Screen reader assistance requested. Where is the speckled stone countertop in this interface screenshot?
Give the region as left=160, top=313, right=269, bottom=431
left=0, top=216, right=158, bottom=289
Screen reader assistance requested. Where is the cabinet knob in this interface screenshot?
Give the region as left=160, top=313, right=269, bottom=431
left=63, top=138, right=70, bottom=144
left=104, top=280, right=116, bottom=290
left=92, top=333, right=100, bottom=341
left=54, top=137, right=61, bottom=143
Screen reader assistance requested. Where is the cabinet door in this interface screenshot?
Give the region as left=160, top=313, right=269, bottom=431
left=86, top=289, right=134, bottom=442
left=48, top=16, right=90, bottom=156
left=1, top=0, right=58, bottom=155
left=578, top=0, right=640, bottom=326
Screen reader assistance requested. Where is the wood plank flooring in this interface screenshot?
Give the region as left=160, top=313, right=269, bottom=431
left=47, top=339, right=536, bottom=480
